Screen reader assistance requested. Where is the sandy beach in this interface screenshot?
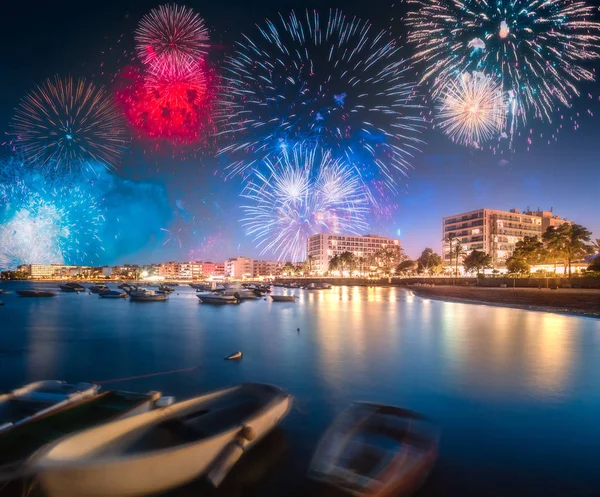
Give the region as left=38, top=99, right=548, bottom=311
left=409, top=285, right=600, bottom=319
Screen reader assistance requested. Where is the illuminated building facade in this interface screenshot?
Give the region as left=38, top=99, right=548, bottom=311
left=442, top=208, right=571, bottom=267
left=306, top=233, right=402, bottom=275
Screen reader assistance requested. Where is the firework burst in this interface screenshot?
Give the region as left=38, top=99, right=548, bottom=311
left=406, top=0, right=600, bottom=123
left=135, top=3, right=209, bottom=73
left=0, top=177, right=104, bottom=269
left=11, top=76, right=127, bottom=175
left=241, top=145, right=369, bottom=261
left=436, top=72, right=507, bottom=147
left=116, top=62, right=216, bottom=145
left=218, top=9, right=424, bottom=195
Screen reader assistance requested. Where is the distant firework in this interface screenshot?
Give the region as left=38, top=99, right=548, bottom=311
left=218, top=9, right=424, bottom=195
left=11, top=76, right=127, bottom=175
left=241, top=146, right=369, bottom=262
left=406, top=0, right=600, bottom=123
left=436, top=72, right=507, bottom=148
left=135, top=3, right=209, bottom=72
left=116, top=63, right=215, bottom=145
left=0, top=178, right=104, bottom=269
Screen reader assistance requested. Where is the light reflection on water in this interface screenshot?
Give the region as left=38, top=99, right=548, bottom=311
left=0, top=282, right=599, bottom=496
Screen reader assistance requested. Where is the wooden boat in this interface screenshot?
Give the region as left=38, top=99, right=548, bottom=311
left=16, top=290, right=56, bottom=298
left=308, top=402, right=439, bottom=497
left=129, top=289, right=168, bottom=302
left=0, top=390, right=164, bottom=478
left=270, top=295, right=296, bottom=302
left=30, top=383, right=292, bottom=496
left=197, top=293, right=239, bottom=304
left=0, top=381, right=99, bottom=433
left=89, top=284, right=110, bottom=294
left=99, top=290, right=127, bottom=299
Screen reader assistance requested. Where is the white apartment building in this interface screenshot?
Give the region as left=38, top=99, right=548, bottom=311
left=442, top=208, right=570, bottom=267
left=306, top=234, right=402, bottom=274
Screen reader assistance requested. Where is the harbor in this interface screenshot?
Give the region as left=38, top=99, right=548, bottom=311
left=1, top=282, right=599, bottom=496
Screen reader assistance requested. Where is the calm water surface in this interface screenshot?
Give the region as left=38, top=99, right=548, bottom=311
left=1, top=282, right=600, bottom=497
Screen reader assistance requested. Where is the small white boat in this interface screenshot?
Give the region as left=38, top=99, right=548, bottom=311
left=309, top=402, right=439, bottom=497
left=270, top=295, right=296, bottom=302
left=129, top=289, right=167, bottom=302
left=197, top=293, right=239, bottom=304
left=0, top=381, right=99, bottom=433
left=222, top=287, right=260, bottom=300
left=31, top=383, right=293, bottom=496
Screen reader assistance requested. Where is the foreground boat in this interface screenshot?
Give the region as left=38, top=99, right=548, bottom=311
left=0, top=381, right=99, bottom=433
left=31, top=383, right=292, bottom=496
left=0, top=390, right=164, bottom=478
left=16, top=290, right=56, bottom=298
left=129, top=289, right=168, bottom=302
left=309, top=402, right=439, bottom=497
left=270, top=295, right=296, bottom=302
left=197, top=293, right=239, bottom=305
left=99, top=290, right=127, bottom=299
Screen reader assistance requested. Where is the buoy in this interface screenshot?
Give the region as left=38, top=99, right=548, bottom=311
left=297, top=328, right=300, bottom=331
left=225, top=351, right=243, bottom=360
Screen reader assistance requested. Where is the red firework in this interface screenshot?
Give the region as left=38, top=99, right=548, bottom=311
left=135, top=3, right=209, bottom=72
left=116, top=62, right=216, bottom=145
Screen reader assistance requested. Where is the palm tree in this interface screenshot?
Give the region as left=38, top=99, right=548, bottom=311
left=543, top=224, right=592, bottom=277
left=593, top=238, right=600, bottom=254
left=443, top=233, right=455, bottom=274
left=452, top=239, right=465, bottom=280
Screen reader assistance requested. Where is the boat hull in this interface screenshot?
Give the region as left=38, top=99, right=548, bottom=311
left=16, top=290, right=56, bottom=297
left=270, top=295, right=296, bottom=302
left=33, top=384, right=292, bottom=497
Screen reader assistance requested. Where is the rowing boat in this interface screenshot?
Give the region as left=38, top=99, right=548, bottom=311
left=309, top=402, right=439, bottom=497
left=31, top=383, right=292, bottom=496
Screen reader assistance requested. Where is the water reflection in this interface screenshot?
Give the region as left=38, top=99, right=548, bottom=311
left=1, top=283, right=600, bottom=497
left=438, top=301, right=582, bottom=400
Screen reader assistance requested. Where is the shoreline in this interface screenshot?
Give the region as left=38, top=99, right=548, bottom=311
left=409, top=286, right=600, bottom=319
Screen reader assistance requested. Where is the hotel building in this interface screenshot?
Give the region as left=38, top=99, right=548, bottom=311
left=442, top=208, right=570, bottom=267
left=306, top=233, right=402, bottom=275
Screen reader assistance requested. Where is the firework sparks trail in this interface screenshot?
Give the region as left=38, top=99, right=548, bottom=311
left=11, top=76, right=127, bottom=175
left=405, top=0, right=600, bottom=124
left=436, top=71, right=507, bottom=147
left=241, top=145, right=370, bottom=262
left=217, top=9, right=424, bottom=196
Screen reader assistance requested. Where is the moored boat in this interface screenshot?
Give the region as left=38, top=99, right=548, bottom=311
left=223, top=289, right=260, bottom=300
left=197, top=293, right=239, bottom=304
left=129, top=289, right=168, bottom=302
left=16, top=290, right=56, bottom=298
left=0, top=390, right=165, bottom=478
left=99, top=290, right=127, bottom=299
left=89, top=284, right=110, bottom=294
left=30, top=383, right=293, bottom=496
left=0, top=381, right=99, bottom=433
left=270, top=295, right=297, bottom=302
left=308, top=402, right=439, bottom=497
left=58, top=282, right=85, bottom=293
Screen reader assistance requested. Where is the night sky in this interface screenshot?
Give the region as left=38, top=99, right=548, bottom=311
left=1, top=0, right=599, bottom=265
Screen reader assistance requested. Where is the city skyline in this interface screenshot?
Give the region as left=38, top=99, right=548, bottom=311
left=1, top=0, right=599, bottom=267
